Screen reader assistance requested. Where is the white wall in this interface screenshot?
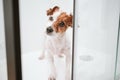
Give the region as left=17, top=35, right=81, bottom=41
left=19, top=0, right=73, bottom=54
left=77, top=0, right=119, bottom=55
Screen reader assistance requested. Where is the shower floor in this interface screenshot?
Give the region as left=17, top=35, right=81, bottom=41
left=0, top=49, right=118, bottom=80
left=21, top=49, right=117, bottom=80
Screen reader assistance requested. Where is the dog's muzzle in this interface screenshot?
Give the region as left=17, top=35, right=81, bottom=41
left=46, top=26, right=53, bottom=34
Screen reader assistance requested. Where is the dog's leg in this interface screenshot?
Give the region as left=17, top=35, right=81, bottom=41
left=65, top=51, right=72, bottom=80
left=39, top=48, right=45, bottom=60
left=39, top=35, right=46, bottom=60
left=47, top=52, right=56, bottom=80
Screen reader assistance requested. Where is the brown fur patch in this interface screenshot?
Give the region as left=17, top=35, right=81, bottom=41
left=47, top=6, right=59, bottom=16
left=53, top=12, right=73, bottom=33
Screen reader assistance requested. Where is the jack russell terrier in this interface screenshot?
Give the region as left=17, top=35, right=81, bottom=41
left=39, top=6, right=73, bottom=80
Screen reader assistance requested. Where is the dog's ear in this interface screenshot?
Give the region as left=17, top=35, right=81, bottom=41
left=46, top=6, right=60, bottom=16
left=66, top=14, right=73, bottom=27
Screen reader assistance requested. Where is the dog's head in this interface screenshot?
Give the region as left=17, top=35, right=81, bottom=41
left=46, top=6, right=73, bottom=36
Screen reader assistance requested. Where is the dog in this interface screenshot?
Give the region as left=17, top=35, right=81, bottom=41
left=39, top=6, right=73, bottom=80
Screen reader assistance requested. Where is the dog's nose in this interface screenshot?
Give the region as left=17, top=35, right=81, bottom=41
left=46, top=26, right=53, bottom=33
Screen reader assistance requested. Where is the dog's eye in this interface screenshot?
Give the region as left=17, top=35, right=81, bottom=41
left=59, top=21, right=65, bottom=27
left=49, top=17, right=53, bottom=21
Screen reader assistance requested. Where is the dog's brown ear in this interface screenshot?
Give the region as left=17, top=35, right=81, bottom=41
left=46, top=6, right=59, bottom=16
left=66, top=14, right=73, bottom=27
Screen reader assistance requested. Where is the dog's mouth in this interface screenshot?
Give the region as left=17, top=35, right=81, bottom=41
left=46, top=32, right=53, bottom=36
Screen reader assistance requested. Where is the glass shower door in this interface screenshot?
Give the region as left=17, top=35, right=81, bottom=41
left=19, top=0, right=75, bottom=80
left=73, top=0, right=120, bottom=80
left=115, top=17, right=120, bottom=80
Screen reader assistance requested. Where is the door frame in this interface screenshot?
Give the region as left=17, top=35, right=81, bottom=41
left=3, top=0, right=22, bottom=80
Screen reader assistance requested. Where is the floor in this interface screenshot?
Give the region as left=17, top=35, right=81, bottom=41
left=0, top=49, right=120, bottom=80
left=22, top=51, right=66, bottom=80
left=21, top=49, right=119, bottom=80
left=0, top=43, right=120, bottom=80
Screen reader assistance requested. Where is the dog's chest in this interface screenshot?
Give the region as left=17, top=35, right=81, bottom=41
left=53, top=38, right=66, bottom=53
left=47, top=36, right=69, bottom=55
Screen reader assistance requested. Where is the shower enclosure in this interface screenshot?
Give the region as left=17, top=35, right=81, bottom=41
left=73, top=0, right=120, bottom=80
left=0, top=0, right=120, bottom=80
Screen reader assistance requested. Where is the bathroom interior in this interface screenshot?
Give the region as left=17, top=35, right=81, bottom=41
left=0, top=0, right=120, bottom=80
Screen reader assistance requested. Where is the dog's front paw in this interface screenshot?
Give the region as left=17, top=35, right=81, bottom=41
left=48, top=73, right=56, bottom=80
left=39, top=56, right=44, bottom=60
left=38, top=53, right=45, bottom=60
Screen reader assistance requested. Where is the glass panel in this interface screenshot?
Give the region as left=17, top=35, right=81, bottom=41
left=19, top=0, right=74, bottom=80
left=0, top=0, right=8, bottom=80
left=74, top=0, right=120, bottom=80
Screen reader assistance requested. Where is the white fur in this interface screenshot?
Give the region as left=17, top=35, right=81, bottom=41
left=39, top=10, right=72, bottom=80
